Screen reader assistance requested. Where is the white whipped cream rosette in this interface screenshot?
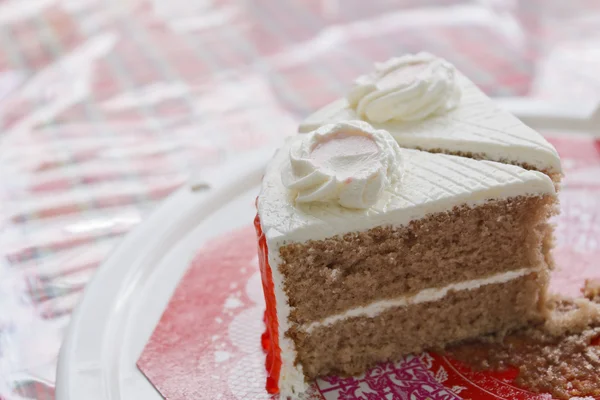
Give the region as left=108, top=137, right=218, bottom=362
left=281, top=121, right=403, bottom=209
left=347, top=52, right=462, bottom=123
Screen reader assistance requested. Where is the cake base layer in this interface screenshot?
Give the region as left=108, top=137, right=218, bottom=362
left=289, top=272, right=548, bottom=379
left=280, top=195, right=555, bottom=324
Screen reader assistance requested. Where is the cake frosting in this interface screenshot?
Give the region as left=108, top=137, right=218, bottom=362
left=299, top=54, right=562, bottom=175
left=268, top=245, right=308, bottom=397
left=282, top=121, right=403, bottom=209
left=347, top=52, right=461, bottom=123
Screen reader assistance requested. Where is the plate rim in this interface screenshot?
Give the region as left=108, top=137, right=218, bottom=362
left=54, top=99, right=600, bottom=399
left=55, top=149, right=273, bottom=400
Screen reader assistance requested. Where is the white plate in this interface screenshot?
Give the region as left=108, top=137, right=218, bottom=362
left=55, top=149, right=273, bottom=400
left=56, top=100, right=599, bottom=400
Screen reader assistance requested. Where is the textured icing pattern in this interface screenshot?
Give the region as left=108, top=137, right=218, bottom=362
left=300, top=73, right=562, bottom=174
left=258, top=141, right=555, bottom=245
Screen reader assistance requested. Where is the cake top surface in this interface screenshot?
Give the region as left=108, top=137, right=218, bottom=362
left=258, top=127, right=556, bottom=245
left=299, top=53, right=562, bottom=175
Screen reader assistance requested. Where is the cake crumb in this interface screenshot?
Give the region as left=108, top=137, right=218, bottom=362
left=583, top=279, right=600, bottom=302
left=445, top=290, right=600, bottom=400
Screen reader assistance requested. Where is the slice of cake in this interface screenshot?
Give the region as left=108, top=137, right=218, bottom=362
left=299, top=52, right=562, bottom=182
left=255, top=120, right=557, bottom=398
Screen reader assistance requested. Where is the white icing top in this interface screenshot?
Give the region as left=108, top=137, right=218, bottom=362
left=347, top=52, right=461, bottom=123
left=299, top=56, right=562, bottom=175
left=258, top=138, right=556, bottom=246
left=282, top=121, right=403, bottom=209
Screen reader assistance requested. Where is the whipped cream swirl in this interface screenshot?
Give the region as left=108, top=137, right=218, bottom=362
left=281, top=121, right=403, bottom=209
left=347, top=52, right=462, bottom=123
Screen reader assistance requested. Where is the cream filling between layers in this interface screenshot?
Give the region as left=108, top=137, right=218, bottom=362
left=300, top=267, right=535, bottom=334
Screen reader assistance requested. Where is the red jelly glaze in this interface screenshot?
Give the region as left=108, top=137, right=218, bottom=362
left=254, top=213, right=282, bottom=394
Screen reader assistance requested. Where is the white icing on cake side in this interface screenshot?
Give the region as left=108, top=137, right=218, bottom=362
left=258, top=138, right=556, bottom=246
left=267, top=250, right=308, bottom=398
left=301, top=267, right=535, bottom=333
left=299, top=72, right=562, bottom=174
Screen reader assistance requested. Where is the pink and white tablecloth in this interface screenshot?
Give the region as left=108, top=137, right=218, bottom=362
left=1, top=1, right=600, bottom=399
